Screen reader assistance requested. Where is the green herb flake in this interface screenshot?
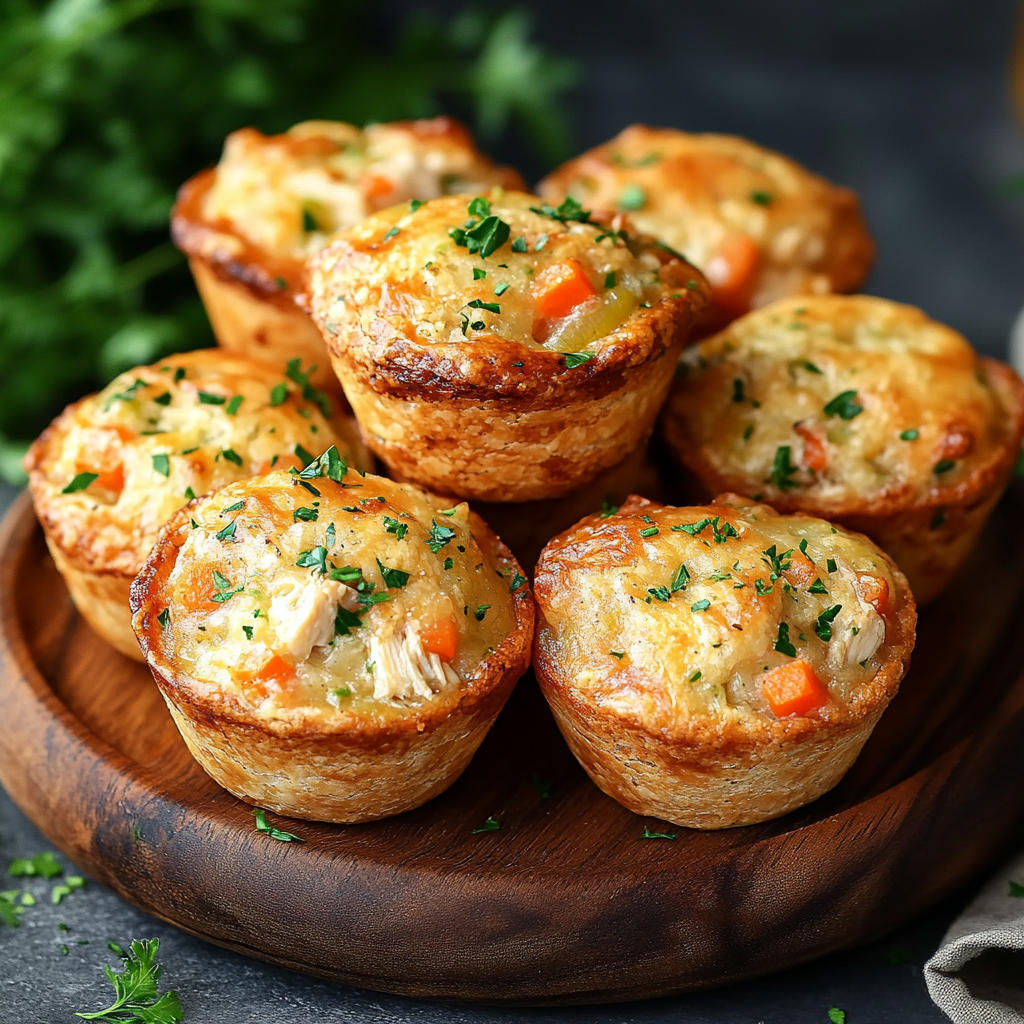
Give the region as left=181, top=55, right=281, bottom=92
left=529, top=196, right=592, bottom=224
left=691, top=599, right=710, bottom=612
left=472, top=817, right=500, bottom=833
left=670, top=563, right=690, bottom=592
left=382, top=226, right=401, bottom=242
left=934, top=459, right=956, bottom=475
left=377, top=558, right=410, bottom=589
left=827, top=1010, right=846, bottom=1024
left=639, top=525, right=659, bottom=538
left=823, top=390, right=863, bottom=420
left=225, top=395, right=243, bottom=415
left=815, top=604, right=842, bottom=642
left=383, top=515, right=408, bottom=541
left=772, top=621, right=796, bottom=657
left=617, top=183, right=646, bottom=210
left=293, top=506, right=319, bottom=522
left=647, top=586, right=671, bottom=602
left=9, top=852, right=62, bottom=878
left=156, top=608, right=170, bottom=630
left=604, top=271, right=616, bottom=289
left=493, top=282, right=510, bottom=296
left=826, top=557, right=838, bottom=574
left=511, top=236, right=528, bottom=252
left=427, top=520, right=457, bottom=553
left=809, top=578, right=828, bottom=594
left=640, top=826, right=677, bottom=840
left=900, top=428, right=919, bottom=441
left=770, top=445, right=799, bottom=491
left=443, top=557, right=454, bottom=570
left=152, top=391, right=172, bottom=406
left=270, top=383, right=288, bottom=407
left=472, top=267, right=487, bottom=280
left=253, top=807, right=304, bottom=842
left=474, top=604, right=492, bottom=622
left=295, top=546, right=328, bottom=575
left=197, top=391, right=225, bottom=405
left=750, top=189, right=773, bottom=206
left=409, top=198, right=424, bottom=213
left=62, top=472, right=97, bottom=494
left=610, top=650, right=625, bottom=660
left=563, top=352, right=594, bottom=368
left=600, top=499, right=619, bottom=518
left=221, top=448, right=243, bottom=467
left=732, top=378, right=746, bottom=403
left=930, top=509, right=946, bottom=530
left=509, top=572, right=528, bottom=593
left=215, top=519, right=237, bottom=542
left=73, top=937, right=182, bottom=1023
left=151, top=453, right=170, bottom=477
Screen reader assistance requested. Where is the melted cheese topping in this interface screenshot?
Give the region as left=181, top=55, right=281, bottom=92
left=29, top=350, right=368, bottom=574
left=667, top=295, right=1015, bottom=505
left=536, top=497, right=902, bottom=731
left=154, top=470, right=516, bottom=720
left=539, top=126, right=873, bottom=308
left=202, top=118, right=522, bottom=260
left=309, top=189, right=694, bottom=353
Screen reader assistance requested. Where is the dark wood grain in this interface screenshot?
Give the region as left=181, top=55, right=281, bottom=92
left=3, top=489, right=1024, bottom=1004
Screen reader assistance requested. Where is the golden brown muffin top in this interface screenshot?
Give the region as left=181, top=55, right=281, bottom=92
left=534, top=494, right=915, bottom=741
left=133, top=461, right=529, bottom=725
left=539, top=125, right=874, bottom=319
left=25, top=350, right=369, bottom=576
left=664, top=295, right=1024, bottom=514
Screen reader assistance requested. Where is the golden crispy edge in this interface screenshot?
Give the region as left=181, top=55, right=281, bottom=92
left=129, top=500, right=536, bottom=822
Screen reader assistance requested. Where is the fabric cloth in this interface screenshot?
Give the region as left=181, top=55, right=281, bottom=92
left=925, top=851, right=1024, bottom=1022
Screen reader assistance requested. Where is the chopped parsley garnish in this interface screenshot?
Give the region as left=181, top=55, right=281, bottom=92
left=473, top=268, right=486, bottom=280
left=302, top=208, right=317, bottom=232
left=74, top=938, right=182, bottom=1023
left=690, top=670, right=702, bottom=681
left=327, top=687, right=353, bottom=707
left=563, top=352, right=594, bottom=368
left=732, top=378, right=746, bottom=403
left=472, top=817, right=501, bottom=833
left=285, top=358, right=332, bottom=419
left=509, top=571, right=527, bottom=593
left=467, top=298, right=500, bottom=314
left=449, top=197, right=510, bottom=258
left=294, top=443, right=315, bottom=468
left=222, top=500, right=244, bottom=513
left=809, top=578, right=828, bottom=594
left=600, top=499, right=619, bottom=518
left=225, top=395, right=243, bottom=415
left=528, top=196, right=592, bottom=224
left=604, top=271, right=616, bottom=288
left=427, top=520, right=457, bottom=553
left=382, top=226, right=401, bottom=242
left=104, top=377, right=148, bottom=409
left=474, top=604, right=491, bottom=621
left=743, top=424, right=754, bottom=441
left=647, top=586, right=671, bottom=602
left=774, top=621, right=797, bottom=657
left=511, top=236, right=528, bottom=252
left=823, top=389, right=863, bottom=420
left=827, top=1009, right=846, bottom=1024
left=770, top=445, right=799, bottom=490
left=930, top=509, right=946, bottom=530
left=382, top=515, right=407, bottom=540
left=639, top=525, right=659, bottom=537
left=640, top=826, right=677, bottom=840
left=755, top=578, right=773, bottom=596
left=933, top=459, right=956, bottom=475
left=443, top=557, right=454, bottom=570
left=691, top=599, right=710, bottom=612
left=9, top=851, right=63, bottom=878
left=750, top=189, right=773, bottom=206
left=762, top=544, right=793, bottom=580
left=293, top=506, right=318, bottom=522
left=153, top=391, right=172, bottom=406
left=173, top=367, right=186, bottom=382
left=253, top=808, right=304, bottom=842
left=376, top=558, right=410, bottom=589
left=815, top=604, right=842, bottom=641
left=156, top=608, right=170, bottom=630
left=151, top=453, right=170, bottom=477
left=900, top=428, right=919, bottom=441
left=610, top=651, right=625, bottom=659
left=671, top=516, right=737, bottom=542
left=215, top=519, right=237, bottom=542
left=269, top=383, right=288, bottom=407
left=670, top=563, right=690, bottom=592
left=242, top=625, right=253, bottom=640
left=197, top=391, right=225, bottom=405
left=617, top=183, right=646, bottom=210
left=295, top=546, right=328, bottom=575
left=799, top=360, right=822, bottom=374
left=62, top=472, right=97, bottom=494
left=221, top=448, right=242, bottom=467
left=330, top=564, right=363, bottom=583
left=493, top=282, right=510, bottom=296
left=210, top=570, right=243, bottom=604
left=534, top=233, right=549, bottom=251
left=826, top=557, right=838, bottom=573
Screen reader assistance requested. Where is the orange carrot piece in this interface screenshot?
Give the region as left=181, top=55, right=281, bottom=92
left=706, top=234, right=759, bottom=317
left=77, top=462, right=125, bottom=493
left=857, top=575, right=890, bottom=614
left=761, top=659, right=830, bottom=718
left=361, top=173, right=396, bottom=201
left=783, top=551, right=818, bottom=589
left=254, top=654, right=294, bottom=686
left=421, top=618, right=458, bottom=663
left=794, top=423, right=829, bottom=473
left=532, top=258, right=598, bottom=319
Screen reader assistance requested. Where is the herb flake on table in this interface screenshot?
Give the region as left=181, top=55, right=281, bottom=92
left=74, top=937, right=182, bottom=1023
left=8, top=851, right=62, bottom=878
left=252, top=808, right=304, bottom=843
left=640, top=826, right=677, bottom=840
left=472, top=817, right=500, bottom=833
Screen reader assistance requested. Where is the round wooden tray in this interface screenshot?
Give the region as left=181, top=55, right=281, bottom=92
left=2, top=490, right=1024, bottom=1004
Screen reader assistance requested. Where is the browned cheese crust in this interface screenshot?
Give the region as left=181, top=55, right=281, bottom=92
left=172, top=117, right=524, bottom=392
left=538, top=125, right=875, bottom=331
left=661, top=295, right=1024, bottom=604
left=25, top=349, right=370, bottom=659
left=533, top=494, right=916, bottom=829
left=307, top=189, right=709, bottom=501
left=130, top=463, right=534, bottom=822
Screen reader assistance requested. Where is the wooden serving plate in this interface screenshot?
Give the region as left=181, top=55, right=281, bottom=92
left=3, top=490, right=1024, bottom=1005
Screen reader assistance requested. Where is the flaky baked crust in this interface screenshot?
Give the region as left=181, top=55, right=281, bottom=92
left=173, top=118, right=523, bottom=392
left=662, top=295, right=1024, bottom=603
left=25, top=349, right=370, bottom=659
left=533, top=494, right=916, bottom=828
left=130, top=469, right=535, bottom=822
left=539, top=125, right=874, bottom=331
left=308, top=190, right=709, bottom=501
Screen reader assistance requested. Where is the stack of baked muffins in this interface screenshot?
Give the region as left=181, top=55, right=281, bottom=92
left=26, top=118, right=1024, bottom=829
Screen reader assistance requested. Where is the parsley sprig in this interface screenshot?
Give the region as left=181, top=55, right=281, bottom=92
left=449, top=197, right=510, bottom=259
left=74, top=938, right=182, bottom=1023
left=528, top=196, right=592, bottom=224
left=252, top=808, right=304, bottom=843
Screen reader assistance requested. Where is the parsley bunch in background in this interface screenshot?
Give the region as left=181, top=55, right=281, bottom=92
left=0, top=0, right=576, bottom=483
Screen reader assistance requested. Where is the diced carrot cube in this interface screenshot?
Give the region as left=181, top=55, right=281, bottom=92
left=421, top=618, right=458, bottom=663
left=783, top=551, right=818, bottom=589
left=857, top=575, right=890, bottom=614
left=794, top=423, right=829, bottom=472
left=761, top=659, right=830, bottom=718
left=532, top=259, right=598, bottom=319
left=254, top=654, right=294, bottom=686
left=361, top=173, right=396, bottom=201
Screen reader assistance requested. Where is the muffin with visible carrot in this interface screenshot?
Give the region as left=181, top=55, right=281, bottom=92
left=172, top=117, right=524, bottom=391
left=532, top=493, right=916, bottom=829
left=25, top=350, right=370, bottom=659
left=538, top=125, right=874, bottom=330
left=307, top=188, right=709, bottom=501
left=130, top=457, right=534, bottom=823
left=661, top=295, right=1024, bottom=604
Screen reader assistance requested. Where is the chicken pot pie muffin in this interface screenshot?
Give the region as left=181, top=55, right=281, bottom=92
left=25, top=350, right=370, bottom=660
left=172, top=117, right=524, bottom=391
left=307, top=189, right=709, bottom=501
left=533, top=494, right=916, bottom=829
left=661, top=295, right=1024, bottom=604
left=538, top=126, right=874, bottom=331
left=130, top=455, right=534, bottom=823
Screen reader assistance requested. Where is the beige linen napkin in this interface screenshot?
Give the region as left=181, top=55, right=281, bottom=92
left=925, top=852, right=1024, bottom=1022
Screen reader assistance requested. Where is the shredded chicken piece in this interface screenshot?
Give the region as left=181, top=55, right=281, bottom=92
left=267, top=574, right=354, bottom=661
left=368, top=623, right=461, bottom=702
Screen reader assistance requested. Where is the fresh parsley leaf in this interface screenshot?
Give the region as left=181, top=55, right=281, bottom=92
left=409, top=199, right=424, bottom=213
left=473, top=267, right=486, bottom=280
left=900, top=428, right=919, bottom=441
left=529, top=196, right=592, bottom=224
left=511, top=236, right=528, bottom=252
left=749, top=190, right=773, bottom=206
left=252, top=808, right=304, bottom=843
left=157, top=608, right=170, bottom=630
left=9, top=852, right=62, bottom=878
left=604, top=271, right=616, bottom=288
left=242, top=625, right=253, bottom=640
left=563, top=352, right=593, bottom=368
left=382, top=226, right=401, bottom=242
left=815, top=604, right=842, bottom=642
left=215, top=519, right=237, bottom=542
left=377, top=558, right=410, bottom=589
left=0, top=893, right=21, bottom=927
left=509, top=572, right=527, bottom=593
left=617, top=183, right=646, bottom=210
left=799, top=360, right=822, bottom=374
left=74, top=937, right=182, bottom=1023
left=770, top=445, right=799, bottom=490
left=640, top=826, right=677, bottom=840
left=299, top=445, right=347, bottom=484
left=450, top=213, right=510, bottom=259
left=823, top=390, right=863, bottom=420
left=809, top=578, right=828, bottom=594
left=443, top=557, right=454, bottom=570
left=467, top=298, right=500, bottom=314
left=732, top=378, right=746, bottom=403
left=600, top=499, right=619, bottom=518
left=827, top=1010, right=846, bottom=1024
left=467, top=196, right=491, bottom=218
left=691, top=599, right=710, bottom=612
left=610, top=651, right=625, bottom=659
left=294, top=443, right=315, bottom=468
left=493, top=282, right=510, bottom=296
left=293, top=506, right=319, bottom=522
left=647, top=586, right=671, bottom=602
left=774, top=621, right=797, bottom=657
left=933, top=459, right=956, bottom=475
left=670, top=563, right=690, bottom=592
left=197, top=391, right=225, bottom=405
left=302, top=208, right=317, bottom=232
left=269, top=383, right=288, bottom=407
left=472, top=817, right=500, bottom=833
left=427, top=520, right=456, bottom=553
left=62, top=472, right=97, bottom=494
left=152, top=391, right=172, bottom=406
left=151, top=453, right=170, bottom=477
left=930, top=509, right=946, bottom=530
left=474, top=604, right=492, bottom=621
left=383, top=515, right=407, bottom=540
left=639, top=525, right=659, bottom=537
left=285, top=359, right=332, bottom=419
left=826, top=557, right=838, bottom=574
left=295, top=547, right=328, bottom=575
left=221, top=448, right=242, bottom=467
left=225, top=395, right=243, bottom=415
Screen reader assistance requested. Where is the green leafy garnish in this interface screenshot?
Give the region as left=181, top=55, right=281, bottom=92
left=62, top=472, right=98, bottom=494
left=799, top=360, right=822, bottom=374
left=750, top=189, right=773, bottom=206
left=609, top=651, right=625, bottom=660
left=74, top=938, right=182, bottom=1023
left=529, top=196, right=592, bottom=224
left=823, top=390, right=863, bottom=420
left=472, top=817, right=501, bottom=833
left=827, top=1010, right=846, bottom=1024
left=153, top=391, right=172, bottom=406
left=732, top=378, right=746, bottom=403
left=639, top=525, right=659, bottom=537
left=0, top=893, right=21, bottom=927
left=157, top=609, right=170, bottom=630
left=221, top=448, right=242, bottom=467
left=670, top=563, right=690, bottom=592
left=604, top=271, right=616, bottom=288
left=409, top=199, right=424, bottom=213
left=563, top=352, right=594, bottom=368
left=377, top=559, right=410, bottom=589
left=295, top=547, right=328, bottom=575
left=900, top=428, right=919, bottom=441
left=215, top=519, right=237, bottom=542
left=427, top=520, right=457, bottom=553
left=826, top=557, right=838, bottom=574
left=299, top=445, right=348, bottom=484
left=9, top=852, right=62, bottom=878
left=210, top=570, right=243, bottom=604
left=640, top=826, right=677, bottom=840
left=252, top=808, right=304, bottom=843
left=152, top=453, right=170, bottom=477
left=934, top=459, right=956, bottom=475
left=509, top=572, right=528, bottom=593
left=511, top=236, right=528, bottom=252
left=473, top=268, right=487, bottom=280
left=197, top=391, right=225, bottom=405
left=225, top=395, right=243, bottom=415
left=293, top=506, right=319, bottom=522
left=815, top=604, right=842, bottom=642
left=809, top=578, right=828, bottom=594
left=294, top=443, right=315, bottom=468
left=474, top=604, right=492, bottom=621
left=617, top=183, right=646, bottom=210
left=600, top=499, right=619, bottom=518
left=285, top=359, right=332, bottom=419
left=647, top=586, right=671, bottom=602
left=493, top=282, right=510, bottom=296
left=467, top=298, right=500, bottom=314
left=774, top=621, right=796, bottom=657
left=691, top=599, right=710, bottom=612
left=269, top=384, right=288, bottom=407
left=382, top=226, right=401, bottom=242
left=770, top=445, right=799, bottom=490
left=52, top=876, right=85, bottom=904
left=450, top=198, right=511, bottom=258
